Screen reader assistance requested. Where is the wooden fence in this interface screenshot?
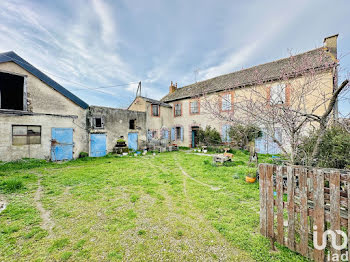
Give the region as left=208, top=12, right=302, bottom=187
left=259, top=164, right=350, bottom=261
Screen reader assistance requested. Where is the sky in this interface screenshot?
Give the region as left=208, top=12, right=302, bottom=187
left=0, top=0, right=349, bottom=113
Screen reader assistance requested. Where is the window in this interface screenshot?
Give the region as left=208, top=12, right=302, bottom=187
left=152, top=104, right=159, bottom=116
left=152, top=130, right=157, bottom=138
left=0, top=71, right=26, bottom=111
left=221, top=93, right=232, bottom=111
left=190, top=101, right=199, bottom=114
left=12, top=125, right=41, bottom=145
left=93, top=117, right=104, bottom=128
left=129, top=119, right=135, bottom=129
left=222, top=125, right=231, bottom=142
left=174, top=103, right=182, bottom=116
left=161, top=129, right=168, bottom=139
left=176, top=127, right=181, bottom=140
left=270, top=84, right=286, bottom=105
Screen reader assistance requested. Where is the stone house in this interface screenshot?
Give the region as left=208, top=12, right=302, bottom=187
left=0, top=52, right=146, bottom=161
left=146, top=35, right=339, bottom=153
left=0, top=34, right=340, bottom=161
left=0, top=51, right=89, bottom=162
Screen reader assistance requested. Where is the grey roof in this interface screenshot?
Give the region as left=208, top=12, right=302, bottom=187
left=0, top=51, right=89, bottom=109
left=161, top=47, right=336, bottom=102
left=139, top=96, right=172, bottom=107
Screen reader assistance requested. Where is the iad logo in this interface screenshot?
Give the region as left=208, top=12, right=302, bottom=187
left=313, top=225, right=348, bottom=261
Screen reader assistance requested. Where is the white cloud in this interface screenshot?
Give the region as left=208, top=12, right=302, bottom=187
left=91, top=0, right=118, bottom=46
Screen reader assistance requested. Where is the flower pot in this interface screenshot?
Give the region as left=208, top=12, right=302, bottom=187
left=245, top=176, right=256, bottom=183
left=203, top=150, right=208, bottom=153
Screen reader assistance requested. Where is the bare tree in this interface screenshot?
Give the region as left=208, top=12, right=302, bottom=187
left=200, top=49, right=349, bottom=165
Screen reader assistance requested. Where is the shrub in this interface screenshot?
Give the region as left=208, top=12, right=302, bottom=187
left=296, top=126, right=350, bottom=169
left=79, top=152, right=89, bottom=158
left=246, top=167, right=257, bottom=178
left=1, top=178, right=24, bottom=192
left=228, top=125, right=262, bottom=150
left=198, top=126, right=222, bottom=146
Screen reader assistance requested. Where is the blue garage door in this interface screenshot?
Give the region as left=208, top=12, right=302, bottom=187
left=51, top=128, right=74, bottom=161
left=128, top=132, right=138, bottom=151
left=90, top=134, right=107, bottom=157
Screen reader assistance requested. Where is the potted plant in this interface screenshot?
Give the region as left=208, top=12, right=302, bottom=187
left=245, top=167, right=257, bottom=183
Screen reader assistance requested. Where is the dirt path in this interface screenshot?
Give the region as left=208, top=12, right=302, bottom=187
left=146, top=157, right=252, bottom=261
left=0, top=194, right=7, bottom=214
left=173, top=156, right=221, bottom=191
left=34, top=174, right=54, bottom=236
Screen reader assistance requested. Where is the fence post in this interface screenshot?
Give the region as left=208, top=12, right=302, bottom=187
left=313, top=169, right=325, bottom=262
left=259, top=164, right=267, bottom=237
left=299, top=167, right=308, bottom=256
left=266, top=164, right=274, bottom=239
left=330, top=170, right=341, bottom=258
left=287, top=166, right=295, bottom=251
left=276, top=165, right=284, bottom=245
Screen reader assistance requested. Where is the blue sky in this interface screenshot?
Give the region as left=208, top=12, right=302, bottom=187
left=0, top=0, right=349, bottom=113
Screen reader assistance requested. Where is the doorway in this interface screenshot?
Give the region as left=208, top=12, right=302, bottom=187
left=191, top=126, right=199, bottom=148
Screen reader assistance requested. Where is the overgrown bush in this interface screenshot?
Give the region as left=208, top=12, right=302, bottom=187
left=296, top=126, right=350, bottom=169
left=79, top=152, right=89, bottom=158
left=198, top=126, right=222, bottom=146
left=228, top=125, right=262, bottom=150
left=1, top=178, right=24, bottom=193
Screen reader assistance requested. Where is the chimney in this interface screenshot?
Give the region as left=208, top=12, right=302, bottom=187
left=323, top=34, right=338, bottom=59
left=169, top=81, right=177, bottom=94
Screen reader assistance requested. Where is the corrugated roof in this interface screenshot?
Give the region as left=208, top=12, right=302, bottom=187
left=161, top=47, right=336, bottom=102
left=0, top=51, right=89, bottom=109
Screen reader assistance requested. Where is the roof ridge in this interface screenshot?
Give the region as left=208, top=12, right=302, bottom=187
left=161, top=46, right=334, bottom=102
left=179, top=47, right=325, bottom=90
left=0, top=51, right=89, bottom=109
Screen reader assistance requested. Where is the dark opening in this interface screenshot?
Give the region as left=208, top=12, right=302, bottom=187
left=95, top=118, right=102, bottom=128
left=0, top=72, right=24, bottom=110
left=129, top=119, right=135, bottom=129
left=176, top=127, right=181, bottom=140
left=191, top=126, right=200, bottom=147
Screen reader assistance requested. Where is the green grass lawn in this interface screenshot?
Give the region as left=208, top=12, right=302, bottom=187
left=0, top=151, right=307, bottom=261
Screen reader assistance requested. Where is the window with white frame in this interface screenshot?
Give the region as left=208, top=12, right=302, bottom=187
left=221, top=93, right=232, bottom=111
left=190, top=101, right=199, bottom=114
left=270, top=83, right=286, bottom=105
left=174, top=103, right=182, bottom=116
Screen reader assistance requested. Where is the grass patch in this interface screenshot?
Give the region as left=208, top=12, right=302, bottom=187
left=1, top=178, right=24, bottom=193
left=0, top=151, right=306, bottom=261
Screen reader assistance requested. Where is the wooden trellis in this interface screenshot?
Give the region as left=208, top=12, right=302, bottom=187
left=259, top=164, right=350, bottom=261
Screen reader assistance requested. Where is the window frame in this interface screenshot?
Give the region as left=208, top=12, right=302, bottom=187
left=220, top=92, right=233, bottom=112
left=270, top=83, right=286, bottom=105
left=189, top=100, right=199, bottom=115
left=12, top=125, right=41, bottom=145
left=174, top=103, right=182, bottom=117
left=92, top=116, right=104, bottom=129
left=151, top=104, right=160, bottom=117
left=175, top=126, right=181, bottom=140
left=129, top=119, right=136, bottom=130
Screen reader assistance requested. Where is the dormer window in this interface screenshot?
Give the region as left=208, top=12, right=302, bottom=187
left=152, top=104, right=159, bottom=116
